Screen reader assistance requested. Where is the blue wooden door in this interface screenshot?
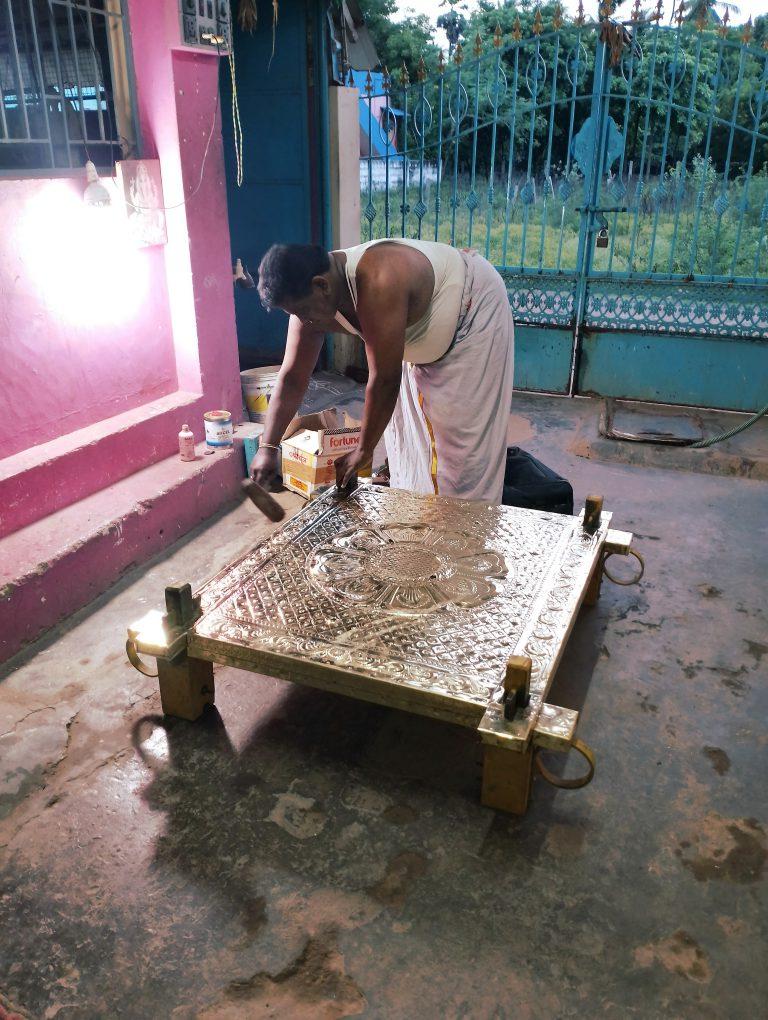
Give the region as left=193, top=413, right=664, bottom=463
left=220, top=0, right=326, bottom=363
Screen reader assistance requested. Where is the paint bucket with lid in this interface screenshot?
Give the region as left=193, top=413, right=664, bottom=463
left=204, top=410, right=234, bottom=447
left=241, top=366, right=281, bottom=423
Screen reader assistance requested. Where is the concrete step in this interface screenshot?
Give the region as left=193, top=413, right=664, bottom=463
left=0, top=390, right=203, bottom=540
left=0, top=444, right=242, bottom=664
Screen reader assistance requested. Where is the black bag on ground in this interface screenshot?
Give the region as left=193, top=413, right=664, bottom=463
left=502, top=447, right=573, bottom=515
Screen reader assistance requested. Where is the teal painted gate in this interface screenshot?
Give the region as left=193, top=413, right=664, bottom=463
left=358, top=2, right=768, bottom=410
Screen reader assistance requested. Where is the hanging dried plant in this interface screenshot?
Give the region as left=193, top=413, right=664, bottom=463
left=238, top=0, right=258, bottom=33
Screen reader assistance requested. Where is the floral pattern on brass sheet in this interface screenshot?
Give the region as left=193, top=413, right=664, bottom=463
left=193, top=486, right=606, bottom=710
left=306, top=523, right=508, bottom=615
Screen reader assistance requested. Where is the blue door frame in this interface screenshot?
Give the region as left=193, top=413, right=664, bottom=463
left=220, top=0, right=331, bottom=365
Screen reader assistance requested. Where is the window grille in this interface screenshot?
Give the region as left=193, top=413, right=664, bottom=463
left=0, top=0, right=137, bottom=172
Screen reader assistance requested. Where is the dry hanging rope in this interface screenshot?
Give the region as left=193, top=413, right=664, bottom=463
left=228, top=46, right=244, bottom=187
left=238, top=0, right=258, bottom=32
left=236, top=0, right=279, bottom=72
left=269, top=0, right=279, bottom=72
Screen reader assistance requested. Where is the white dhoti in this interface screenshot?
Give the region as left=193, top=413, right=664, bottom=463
left=384, top=250, right=514, bottom=504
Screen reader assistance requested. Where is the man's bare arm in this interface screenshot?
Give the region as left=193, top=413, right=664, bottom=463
left=260, top=315, right=324, bottom=447
left=251, top=316, right=324, bottom=487
left=352, top=260, right=411, bottom=459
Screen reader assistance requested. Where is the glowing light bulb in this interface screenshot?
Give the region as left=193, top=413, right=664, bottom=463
left=20, top=179, right=149, bottom=325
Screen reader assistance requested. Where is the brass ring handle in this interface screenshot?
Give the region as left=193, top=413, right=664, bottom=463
left=126, top=638, right=159, bottom=678
left=535, top=737, right=596, bottom=789
left=602, top=548, right=645, bottom=586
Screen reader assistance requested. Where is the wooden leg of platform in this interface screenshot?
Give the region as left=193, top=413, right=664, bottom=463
left=583, top=553, right=605, bottom=606
left=481, top=743, right=534, bottom=815
left=157, top=653, right=215, bottom=721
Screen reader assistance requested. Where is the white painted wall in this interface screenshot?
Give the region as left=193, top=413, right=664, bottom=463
left=329, top=85, right=365, bottom=373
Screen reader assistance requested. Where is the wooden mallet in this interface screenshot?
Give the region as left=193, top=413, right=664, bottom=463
left=240, top=478, right=286, bottom=523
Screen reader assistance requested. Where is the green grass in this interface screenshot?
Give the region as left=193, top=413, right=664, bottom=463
left=361, top=175, right=768, bottom=279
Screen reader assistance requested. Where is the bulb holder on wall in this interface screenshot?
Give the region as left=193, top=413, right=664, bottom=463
left=84, top=161, right=112, bottom=207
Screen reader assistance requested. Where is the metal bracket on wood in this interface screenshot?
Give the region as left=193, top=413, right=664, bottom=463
left=602, top=529, right=644, bottom=585
left=502, top=655, right=532, bottom=720
left=125, top=583, right=203, bottom=675
left=479, top=695, right=596, bottom=790
left=533, top=705, right=595, bottom=789
left=583, top=494, right=604, bottom=535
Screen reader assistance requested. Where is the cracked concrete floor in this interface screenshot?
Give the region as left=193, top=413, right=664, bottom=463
left=1, top=394, right=767, bottom=1019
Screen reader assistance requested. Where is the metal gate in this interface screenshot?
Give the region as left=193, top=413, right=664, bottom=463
left=357, top=2, right=768, bottom=410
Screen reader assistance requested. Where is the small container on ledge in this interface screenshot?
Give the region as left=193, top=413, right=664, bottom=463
left=178, top=423, right=196, bottom=462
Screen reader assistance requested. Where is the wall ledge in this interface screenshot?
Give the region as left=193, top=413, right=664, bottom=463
left=0, top=390, right=234, bottom=539
left=0, top=442, right=244, bottom=665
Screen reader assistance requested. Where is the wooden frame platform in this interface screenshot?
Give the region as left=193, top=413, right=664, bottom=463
left=127, top=485, right=640, bottom=814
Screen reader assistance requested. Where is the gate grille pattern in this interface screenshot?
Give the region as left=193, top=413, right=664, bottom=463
left=357, top=2, right=768, bottom=342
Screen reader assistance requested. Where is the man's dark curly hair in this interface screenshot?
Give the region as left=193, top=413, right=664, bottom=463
left=257, top=244, right=331, bottom=309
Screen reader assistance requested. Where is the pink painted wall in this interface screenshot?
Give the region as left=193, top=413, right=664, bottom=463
left=0, top=0, right=246, bottom=659
left=0, top=0, right=242, bottom=536
left=127, top=0, right=241, bottom=406
left=0, top=178, right=179, bottom=458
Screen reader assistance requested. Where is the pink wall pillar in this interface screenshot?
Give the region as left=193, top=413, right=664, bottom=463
left=127, top=0, right=241, bottom=408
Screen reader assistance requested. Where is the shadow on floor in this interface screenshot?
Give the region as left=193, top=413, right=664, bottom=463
left=128, top=609, right=606, bottom=954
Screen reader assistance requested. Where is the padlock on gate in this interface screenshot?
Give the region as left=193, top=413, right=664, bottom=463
left=596, top=227, right=609, bottom=248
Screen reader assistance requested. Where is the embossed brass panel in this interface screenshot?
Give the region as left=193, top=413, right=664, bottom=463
left=188, top=486, right=611, bottom=741
left=307, top=522, right=508, bottom=615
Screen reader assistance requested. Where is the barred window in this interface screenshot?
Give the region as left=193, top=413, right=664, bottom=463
left=0, top=0, right=137, bottom=173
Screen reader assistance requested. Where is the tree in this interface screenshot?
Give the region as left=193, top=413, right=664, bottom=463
left=753, top=14, right=768, bottom=47
left=437, top=0, right=469, bottom=58
left=355, top=0, right=440, bottom=77
left=680, top=0, right=741, bottom=25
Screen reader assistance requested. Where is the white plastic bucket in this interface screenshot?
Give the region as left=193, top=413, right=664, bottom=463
left=241, top=366, right=281, bottom=423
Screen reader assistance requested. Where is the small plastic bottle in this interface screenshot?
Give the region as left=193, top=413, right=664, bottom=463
left=179, top=423, right=196, bottom=461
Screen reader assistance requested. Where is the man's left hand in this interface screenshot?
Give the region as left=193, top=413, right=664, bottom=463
left=335, top=446, right=371, bottom=489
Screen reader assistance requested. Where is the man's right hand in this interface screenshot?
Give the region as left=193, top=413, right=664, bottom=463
left=251, top=445, right=281, bottom=490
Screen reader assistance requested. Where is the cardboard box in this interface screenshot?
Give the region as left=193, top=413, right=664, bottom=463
left=281, top=408, right=369, bottom=499
left=234, top=411, right=336, bottom=481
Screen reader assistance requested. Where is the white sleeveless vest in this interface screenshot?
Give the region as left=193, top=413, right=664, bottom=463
left=334, top=238, right=466, bottom=364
